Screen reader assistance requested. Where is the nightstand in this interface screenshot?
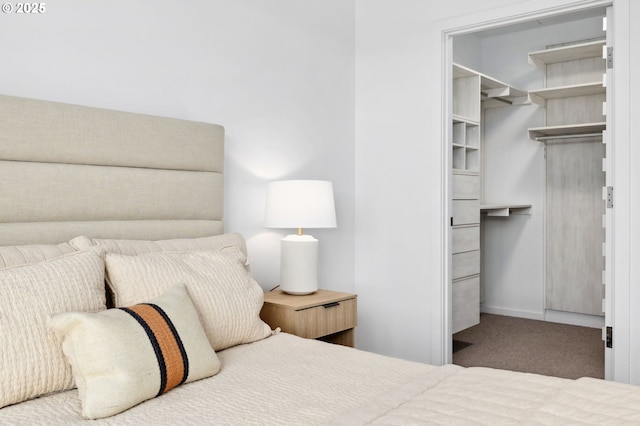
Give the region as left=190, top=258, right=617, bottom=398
left=260, top=289, right=357, bottom=347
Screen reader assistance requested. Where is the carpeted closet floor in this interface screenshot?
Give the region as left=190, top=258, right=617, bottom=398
left=453, top=313, right=604, bottom=379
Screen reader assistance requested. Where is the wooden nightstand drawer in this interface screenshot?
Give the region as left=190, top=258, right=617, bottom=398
left=261, top=289, right=357, bottom=347
left=291, top=298, right=356, bottom=338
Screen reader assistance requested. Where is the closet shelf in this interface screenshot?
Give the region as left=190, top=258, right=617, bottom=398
left=453, top=114, right=480, bottom=126
left=454, top=63, right=529, bottom=108
left=529, top=82, right=605, bottom=106
left=528, top=122, right=605, bottom=141
left=481, top=204, right=532, bottom=217
left=528, top=39, right=606, bottom=69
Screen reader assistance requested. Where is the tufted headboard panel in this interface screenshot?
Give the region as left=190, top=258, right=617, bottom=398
left=0, top=94, right=225, bottom=245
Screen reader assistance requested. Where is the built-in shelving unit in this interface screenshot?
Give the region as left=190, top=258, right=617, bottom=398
left=451, top=63, right=530, bottom=334
left=452, top=63, right=529, bottom=173
left=527, top=38, right=607, bottom=317
left=451, top=63, right=481, bottom=334
left=527, top=39, right=606, bottom=142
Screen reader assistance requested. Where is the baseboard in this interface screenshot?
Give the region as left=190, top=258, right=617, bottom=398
left=544, top=309, right=604, bottom=329
left=480, top=304, right=544, bottom=321
left=480, top=304, right=605, bottom=329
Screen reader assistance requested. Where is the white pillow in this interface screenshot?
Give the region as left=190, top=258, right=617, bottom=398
left=69, top=233, right=250, bottom=308
left=49, top=284, right=221, bottom=419
left=0, top=249, right=106, bottom=408
left=105, top=249, right=273, bottom=351
left=0, top=242, right=77, bottom=268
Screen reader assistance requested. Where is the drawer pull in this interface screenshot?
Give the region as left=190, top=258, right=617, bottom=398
left=323, top=302, right=340, bottom=309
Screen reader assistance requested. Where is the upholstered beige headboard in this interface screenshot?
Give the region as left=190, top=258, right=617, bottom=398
left=0, top=94, right=224, bottom=246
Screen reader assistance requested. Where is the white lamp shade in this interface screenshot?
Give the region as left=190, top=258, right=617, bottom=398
left=264, top=180, right=337, bottom=229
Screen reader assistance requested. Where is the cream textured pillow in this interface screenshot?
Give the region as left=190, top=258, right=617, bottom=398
left=70, top=233, right=247, bottom=257
left=0, top=242, right=77, bottom=268
left=70, top=234, right=250, bottom=309
left=48, top=284, right=221, bottom=420
left=105, top=249, right=272, bottom=351
left=0, top=249, right=106, bottom=408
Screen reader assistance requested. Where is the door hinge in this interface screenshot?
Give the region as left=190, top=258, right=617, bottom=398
left=606, top=326, right=613, bottom=348
left=607, top=46, right=614, bottom=69
left=607, top=186, right=614, bottom=208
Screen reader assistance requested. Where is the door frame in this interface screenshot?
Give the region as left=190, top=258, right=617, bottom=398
left=434, top=0, right=629, bottom=382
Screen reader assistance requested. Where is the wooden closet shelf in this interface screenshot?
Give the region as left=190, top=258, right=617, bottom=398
left=528, top=39, right=606, bottom=69
left=529, top=82, right=604, bottom=105
left=454, top=63, right=529, bottom=108
left=528, top=122, right=605, bottom=141
left=452, top=143, right=479, bottom=150
left=453, top=114, right=480, bottom=126
left=481, top=204, right=532, bottom=217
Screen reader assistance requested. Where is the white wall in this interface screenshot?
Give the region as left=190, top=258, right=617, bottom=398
left=630, top=0, right=640, bottom=387
left=354, top=3, right=436, bottom=361
left=0, top=0, right=356, bottom=293
left=355, top=0, right=640, bottom=385
left=452, top=34, right=481, bottom=70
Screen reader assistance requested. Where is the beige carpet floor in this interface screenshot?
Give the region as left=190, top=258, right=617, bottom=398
left=453, top=313, right=604, bottom=379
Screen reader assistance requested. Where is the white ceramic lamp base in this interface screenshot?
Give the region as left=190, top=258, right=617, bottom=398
left=280, top=234, right=318, bottom=295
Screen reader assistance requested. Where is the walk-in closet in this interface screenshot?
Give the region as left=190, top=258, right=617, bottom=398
left=449, top=5, right=612, bottom=377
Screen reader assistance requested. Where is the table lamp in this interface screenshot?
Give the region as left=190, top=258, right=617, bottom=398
left=264, top=180, right=337, bottom=295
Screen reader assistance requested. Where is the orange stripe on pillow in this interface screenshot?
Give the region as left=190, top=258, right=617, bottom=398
left=120, top=304, right=189, bottom=395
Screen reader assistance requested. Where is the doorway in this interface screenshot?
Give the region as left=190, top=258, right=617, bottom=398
left=443, top=2, right=614, bottom=379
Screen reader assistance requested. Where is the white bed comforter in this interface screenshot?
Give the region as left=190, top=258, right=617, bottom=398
left=332, top=364, right=640, bottom=425
left=3, top=332, right=640, bottom=425
left=0, top=332, right=435, bottom=425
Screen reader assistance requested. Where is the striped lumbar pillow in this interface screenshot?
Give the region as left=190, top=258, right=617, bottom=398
left=48, top=284, right=220, bottom=419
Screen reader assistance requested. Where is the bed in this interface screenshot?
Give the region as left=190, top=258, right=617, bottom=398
left=1, top=94, right=640, bottom=425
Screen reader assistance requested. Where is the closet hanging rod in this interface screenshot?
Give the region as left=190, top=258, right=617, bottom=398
left=534, top=132, right=603, bottom=142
